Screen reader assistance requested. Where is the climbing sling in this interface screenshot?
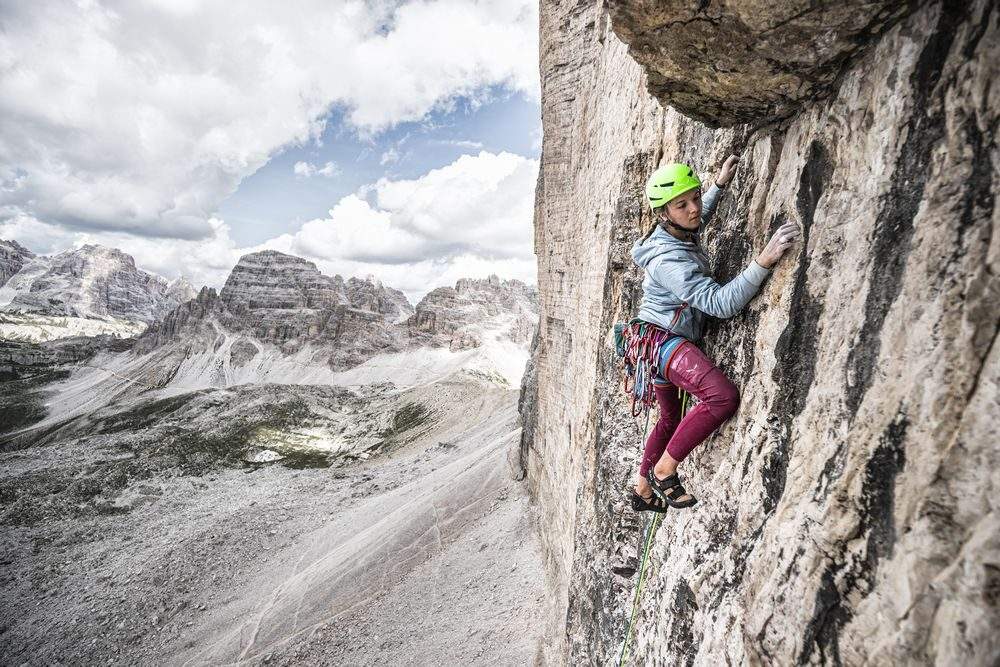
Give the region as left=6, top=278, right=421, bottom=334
left=617, top=389, right=691, bottom=666
left=614, top=306, right=686, bottom=417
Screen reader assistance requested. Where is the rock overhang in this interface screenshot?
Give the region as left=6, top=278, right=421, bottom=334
left=607, top=0, right=917, bottom=127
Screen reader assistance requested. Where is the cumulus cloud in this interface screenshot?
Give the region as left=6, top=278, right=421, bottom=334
left=293, top=161, right=339, bottom=178
left=281, top=151, right=537, bottom=265
left=260, top=150, right=538, bottom=300
left=1, top=151, right=538, bottom=303
left=0, top=0, right=539, bottom=240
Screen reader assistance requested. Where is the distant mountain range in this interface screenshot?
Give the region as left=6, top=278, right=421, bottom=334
left=0, top=240, right=196, bottom=341
left=134, top=248, right=538, bottom=377
left=0, top=240, right=539, bottom=409
left=0, top=240, right=196, bottom=322
left=0, top=241, right=538, bottom=354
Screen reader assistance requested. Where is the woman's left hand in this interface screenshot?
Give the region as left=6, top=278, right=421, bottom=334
left=715, top=154, right=738, bottom=187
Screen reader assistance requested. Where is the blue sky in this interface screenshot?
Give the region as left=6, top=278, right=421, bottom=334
left=0, top=0, right=542, bottom=299
left=221, top=88, right=541, bottom=246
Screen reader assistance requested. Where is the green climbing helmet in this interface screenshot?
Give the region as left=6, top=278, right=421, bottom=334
left=645, top=163, right=701, bottom=210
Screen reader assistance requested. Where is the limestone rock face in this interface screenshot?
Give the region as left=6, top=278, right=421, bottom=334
left=139, top=253, right=538, bottom=374
left=523, top=0, right=998, bottom=664
left=219, top=250, right=346, bottom=312
left=608, top=0, right=916, bottom=127
left=346, top=275, right=413, bottom=322
left=407, top=274, right=538, bottom=350
left=134, top=286, right=220, bottom=354
left=161, top=277, right=197, bottom=320
left=0, top=244, right=195, bottom=324
left=0, top=240, right=34, bottom=288
left=212, top=251, right=413, bottom=350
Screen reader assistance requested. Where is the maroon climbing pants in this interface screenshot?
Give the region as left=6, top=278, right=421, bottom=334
left=638, top=341, right=740, bottom=476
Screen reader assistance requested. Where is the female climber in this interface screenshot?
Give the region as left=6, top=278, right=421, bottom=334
left=629, top=155, right=800, bottom=511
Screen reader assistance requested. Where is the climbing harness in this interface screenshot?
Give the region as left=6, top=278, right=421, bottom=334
left=614, top=309, right=686, bottom=417
left=617, top=388, right=690, bottom=666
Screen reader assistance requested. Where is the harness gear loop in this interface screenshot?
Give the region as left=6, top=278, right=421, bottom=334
left=618, top=306, right=687, bottom=416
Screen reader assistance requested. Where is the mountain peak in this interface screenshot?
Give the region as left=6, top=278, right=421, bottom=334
left=221, top=249, right=338, bottom=311
left=0, top=239, right=35, bottom=258
left=0, top=239, right=194, bottom=323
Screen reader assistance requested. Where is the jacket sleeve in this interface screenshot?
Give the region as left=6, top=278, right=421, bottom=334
left=651, top=251, right=771, bottom=319
left=701, top=182, right=723, bottom=226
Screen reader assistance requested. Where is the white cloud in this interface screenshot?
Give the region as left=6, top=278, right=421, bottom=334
left=0, top=0, right=540, bottom=240
left=2, top=151, right=539, bottom=303
left=258, top=150, right=538, bottom=300
left=431, top=139, right=485, bottom=149
left=283, top=151, right=537, bottom=265
left=293, top=161, right=339, bottom=178
left=379, top=148, right=400, bottom=165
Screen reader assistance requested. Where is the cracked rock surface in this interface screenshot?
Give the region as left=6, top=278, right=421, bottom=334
left=523, top=0, right=998, bottom=664
left=608, top=0, right=916, bottom=127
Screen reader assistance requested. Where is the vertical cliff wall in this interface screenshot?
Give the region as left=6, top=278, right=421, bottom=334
left=522, top=0, right=998, bottom=663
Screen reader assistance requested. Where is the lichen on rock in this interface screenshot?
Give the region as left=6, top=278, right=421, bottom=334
left=521, top=0, right=999, bottom=664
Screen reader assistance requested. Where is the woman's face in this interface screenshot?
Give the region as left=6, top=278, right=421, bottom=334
left=659, top=188, right=702, bottom=229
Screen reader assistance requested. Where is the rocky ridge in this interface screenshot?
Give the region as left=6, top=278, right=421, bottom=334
left=522, top=0, right=998, bottom=665
left=0, top=240, right=34, bottom=287
left=137, top=250, right=537, bottom=374
left=0, top=242, right=197, bottom=327
left=408, top=274, right=538, bottom=351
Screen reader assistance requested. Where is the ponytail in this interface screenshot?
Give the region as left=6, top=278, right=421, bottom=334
left=638, top=210, right=662, bottom=244
left=639, top=224, right=657, bottom=243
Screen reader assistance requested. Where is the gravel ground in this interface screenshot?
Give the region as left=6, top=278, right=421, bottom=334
left=0, top=371, right=547, bottom=665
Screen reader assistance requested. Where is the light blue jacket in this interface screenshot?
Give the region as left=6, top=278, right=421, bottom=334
left=630, top=183, right=771, bottom=342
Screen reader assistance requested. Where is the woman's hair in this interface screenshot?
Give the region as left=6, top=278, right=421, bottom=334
left=639, top=207, right=663, bottom=243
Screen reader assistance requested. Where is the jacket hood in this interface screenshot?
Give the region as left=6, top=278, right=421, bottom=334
left=630, top=224, right=697, bottom=269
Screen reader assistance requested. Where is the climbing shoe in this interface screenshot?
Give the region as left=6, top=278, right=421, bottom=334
left=629, top=489, right=669, bottom=513
left=645, top=469, right=697, bottom=508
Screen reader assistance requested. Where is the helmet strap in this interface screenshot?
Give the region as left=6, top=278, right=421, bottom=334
left=663, top=219, right=698, bottom=243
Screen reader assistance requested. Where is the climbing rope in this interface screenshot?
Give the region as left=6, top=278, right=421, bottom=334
left=617, top=387, right=690, bottom=667
left=618, top=309, right=686, bottom=418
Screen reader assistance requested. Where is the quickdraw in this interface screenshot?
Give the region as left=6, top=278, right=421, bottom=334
left=617, top=304, right=686, bottom=417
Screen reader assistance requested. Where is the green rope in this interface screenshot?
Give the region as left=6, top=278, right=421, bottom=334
left=618, top=387, right=690, bottom=666
left=618, top=511, right=663, bottom=665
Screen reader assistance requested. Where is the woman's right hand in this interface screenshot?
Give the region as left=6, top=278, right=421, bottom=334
left=756, top=221, right=801, bottom=269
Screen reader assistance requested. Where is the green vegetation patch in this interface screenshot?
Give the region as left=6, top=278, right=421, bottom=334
left=0, top=368, right=72, bottom=436
left=375, top=401, right=433, bottom=452
left=392, top=402, right=431, bottom=433
left=151, top=395, right=327, bottom=473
